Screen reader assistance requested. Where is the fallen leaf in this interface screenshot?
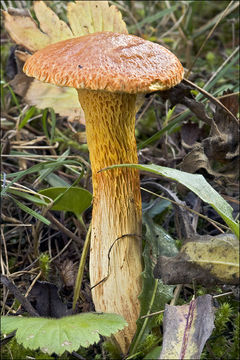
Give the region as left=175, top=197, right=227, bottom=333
left=3, top=1, right=128, bottom=121
left=180, top=145, right=227, bottom=178
left=29, top=281, right=70, bottom=318
left=33, top=1, right=73, bottom=43
left=25, top=80, right=84, bottom=122
left=3, top=7, right=51, bottom=52
left=67, top=1, right=128, bottom=36
left=154, top=233, right=239, bottom=285
left=160, top=295, right=215, bottom=359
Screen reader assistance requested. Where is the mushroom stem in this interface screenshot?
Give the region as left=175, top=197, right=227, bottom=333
left=78, top=89, right=142, bottom=353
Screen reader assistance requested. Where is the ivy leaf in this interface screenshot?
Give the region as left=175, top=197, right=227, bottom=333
left=1, top=313, right=127, bottom=356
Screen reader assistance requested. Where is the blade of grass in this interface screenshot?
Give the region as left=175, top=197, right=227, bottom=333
left=49, top=108, right=56, bottom=145
left=18, top=107, right=36, bottom=130
left=0, top=158, right=83, bottom=196
left=72, top=224, right=91, bottom=310
left=34, top=148, right=70, bottom=186
left=8, top=195, right=51, bottom=225
left=192, top=1, right=239, bottom=39
left=186, top=1, right=235, bottom=77
left=128, top=4, right=179, bottom=32
left=41, top=109, right=49, bottom=139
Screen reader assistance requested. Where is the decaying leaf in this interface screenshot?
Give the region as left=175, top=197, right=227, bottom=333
left=180, top=145, right=227, bottom=178
left=3, top=1, right=127, bottom=121
left=169, top=83, right=240, bottom=180
left=25, top=81, right=84, bottom=122
left=160, top=295, right=215, bottom=359
left=154, top=233, right=239, bottom=285
left=33, top=1, right=73, bottom=43
left=3, top=7, right=51, bottom=52
left=29, top=281, right=70, bottom=318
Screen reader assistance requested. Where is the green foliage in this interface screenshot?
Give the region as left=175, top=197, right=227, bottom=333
left=38, top=186, right=92, bottom=216
left=1, top=313, right=127, bottom=356
left=1, top=338, right=55, bottom=360
left=39, top=253, right=50, bottom=280
left=202, top=301, right=240, bottom=360
left=104, top=164, right=239, bottom=237
left=103, top=340, right=122, bottom=360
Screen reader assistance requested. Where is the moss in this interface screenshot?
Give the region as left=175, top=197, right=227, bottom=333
left=1, top=338, right=54, bottom=360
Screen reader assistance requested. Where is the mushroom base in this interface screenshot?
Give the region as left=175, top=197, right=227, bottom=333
left=78, top=89, right=142, bottom=354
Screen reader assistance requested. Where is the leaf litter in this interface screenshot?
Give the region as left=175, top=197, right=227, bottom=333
left=1, top=1, right=239, bottom=359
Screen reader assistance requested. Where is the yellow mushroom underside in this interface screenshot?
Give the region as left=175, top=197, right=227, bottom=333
left=78, top=89, right=142, bottom=353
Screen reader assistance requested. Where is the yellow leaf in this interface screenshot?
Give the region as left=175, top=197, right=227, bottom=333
left=33, top=1, right=73, bottom=43
left=67, top=1, right=128, bottom=36
left=182, top=234, right=239, bottom=283
left=4, top=1, right=128, bottom=121
left=155, top=234, right=239, bottom=285
left=3, top=8, right=50, bottom=52
left=25, top=81, right=85, bottom=123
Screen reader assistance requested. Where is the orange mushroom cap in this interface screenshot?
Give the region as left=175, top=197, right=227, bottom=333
left=23, top=31, right=184, bottom=93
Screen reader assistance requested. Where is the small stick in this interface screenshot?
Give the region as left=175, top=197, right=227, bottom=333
left=1, top=275, right=39, bottom=317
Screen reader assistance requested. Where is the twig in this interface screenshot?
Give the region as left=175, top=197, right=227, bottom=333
left=182, top=78, right=239, bottom=125
left=0, top=275, right=39, bottom=317
left=140, top=186, right=227, bottom=232
left=140, top=291, right=234, bottom=319
left=47, top=212, right=81, bottom=245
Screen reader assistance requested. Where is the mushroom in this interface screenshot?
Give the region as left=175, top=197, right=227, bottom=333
left=23, top=32, right=184, bottom=353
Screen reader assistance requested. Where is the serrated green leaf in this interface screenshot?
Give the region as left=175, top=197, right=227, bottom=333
left=1, top=313, right=127, bottom=356
left=103, top=164, right=239, bottom=238
left=38, top=186, right=92, bottom=216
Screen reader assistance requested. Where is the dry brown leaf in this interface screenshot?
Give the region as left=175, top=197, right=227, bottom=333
left=180, top=145, right=226, bottom=178
left=160, top=295, right=215, bottom=359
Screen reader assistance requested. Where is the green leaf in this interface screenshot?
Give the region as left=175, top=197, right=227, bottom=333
left=143, top=346, right=162, bottom=359
left=103, top=164, right=239, bottom=238
left=1, top=313, right=127, bottom=356
left=42, top=173, right=70, bottom=188
left=38, top=186, right=92, bottom=216
left=129, top=210, right=177, bottom=354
